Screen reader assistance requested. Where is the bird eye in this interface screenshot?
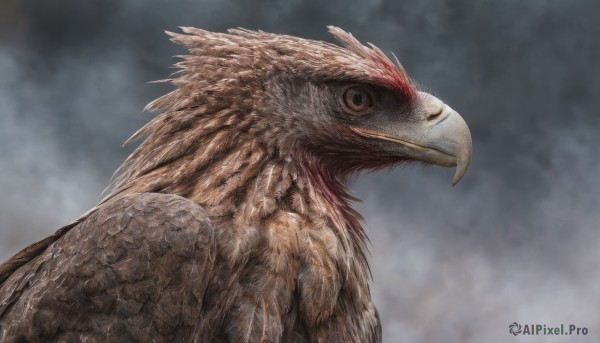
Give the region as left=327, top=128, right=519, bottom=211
left=343, top=87, right=373, bottom=113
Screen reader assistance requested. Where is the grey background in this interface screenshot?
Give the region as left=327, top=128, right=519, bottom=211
left=1, top=0, right=598, bottom=342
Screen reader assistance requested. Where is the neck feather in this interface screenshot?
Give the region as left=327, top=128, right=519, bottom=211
left=108, top=109, right=369, bottom=276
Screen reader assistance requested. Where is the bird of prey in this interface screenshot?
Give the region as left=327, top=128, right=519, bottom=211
left=0, top=27, right=471, bottom=342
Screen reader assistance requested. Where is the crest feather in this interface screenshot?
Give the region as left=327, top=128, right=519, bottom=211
left=327, top=26, right=416, bottom=99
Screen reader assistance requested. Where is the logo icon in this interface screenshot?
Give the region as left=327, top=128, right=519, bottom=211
left=509, top=322, right=522, bottom=336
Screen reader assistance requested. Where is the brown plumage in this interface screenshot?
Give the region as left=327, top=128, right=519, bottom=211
left=0, top=27, right=472, bottom=342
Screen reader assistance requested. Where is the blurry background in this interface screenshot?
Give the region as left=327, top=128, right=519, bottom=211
left=1, top=0, right=598, bottom=341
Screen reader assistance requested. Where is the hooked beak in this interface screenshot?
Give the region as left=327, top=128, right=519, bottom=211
left=351, top=92, right=472, bottom=186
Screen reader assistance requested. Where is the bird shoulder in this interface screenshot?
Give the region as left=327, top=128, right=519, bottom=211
left=0, top=192, right=217, bottom=342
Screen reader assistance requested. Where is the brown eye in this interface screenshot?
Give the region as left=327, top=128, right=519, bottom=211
left=343, top=87, right=373, bottom=113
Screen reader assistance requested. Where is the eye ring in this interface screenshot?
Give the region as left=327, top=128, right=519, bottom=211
left=342, top=87, right=373, bottom=113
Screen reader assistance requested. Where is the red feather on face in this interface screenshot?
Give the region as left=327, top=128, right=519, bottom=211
left=368, top=51, right=418, bottom=101
left=327, top=26, right=417, bottom=101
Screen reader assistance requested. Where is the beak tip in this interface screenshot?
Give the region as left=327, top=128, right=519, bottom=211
left=450, top=153, right=471, bottom=187
left=451, top=173, right=464, bottom=187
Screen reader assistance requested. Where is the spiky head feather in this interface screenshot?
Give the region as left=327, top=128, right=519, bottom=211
left=111, top=26, right=416, bottom=197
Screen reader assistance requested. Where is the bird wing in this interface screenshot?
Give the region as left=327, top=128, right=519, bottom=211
left=0, top=192, right=216, bottom=342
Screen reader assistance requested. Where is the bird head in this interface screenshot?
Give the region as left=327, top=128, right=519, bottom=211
left=114, top=26, right=472, bottom=202
left=262, top=39, right=472, bottom=185
left=223, top=26, right=472, bottom=186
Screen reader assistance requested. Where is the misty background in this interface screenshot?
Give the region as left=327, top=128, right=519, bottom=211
left=1, top=0, right=598, bottom=341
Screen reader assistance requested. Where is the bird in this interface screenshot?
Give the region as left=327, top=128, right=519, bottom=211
left=0, top=26, right=472, bottom=342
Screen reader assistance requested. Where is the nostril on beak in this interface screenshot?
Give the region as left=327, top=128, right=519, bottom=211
left=426, top=108, right=444, bottom=121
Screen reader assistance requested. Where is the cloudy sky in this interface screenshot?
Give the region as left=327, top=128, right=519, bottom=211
left=1, top=0, right=599, bottom=341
